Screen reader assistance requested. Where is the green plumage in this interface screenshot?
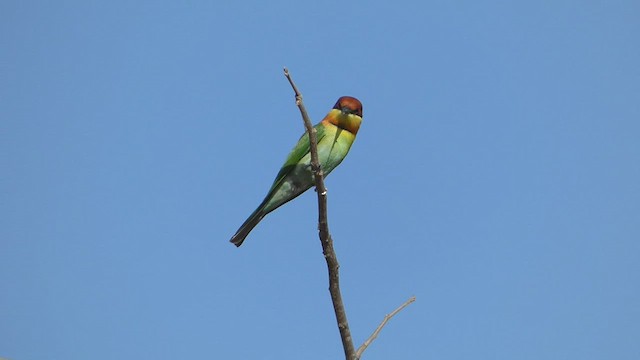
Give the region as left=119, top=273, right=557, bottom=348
left=230, top=97, right=362, bottom=247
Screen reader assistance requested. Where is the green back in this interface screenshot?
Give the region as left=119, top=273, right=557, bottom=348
left=266, top=122, right=326, bottom=195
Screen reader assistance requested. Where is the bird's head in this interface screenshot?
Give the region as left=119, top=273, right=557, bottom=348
left=325, top=96, right=363, bottom=134
left=333, top=96, right=363, bottom=118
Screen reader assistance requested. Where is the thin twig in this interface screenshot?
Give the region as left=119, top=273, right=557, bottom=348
left=355, top=296, right=417, bottom=359
left=283, top=67, right=356, bottom=360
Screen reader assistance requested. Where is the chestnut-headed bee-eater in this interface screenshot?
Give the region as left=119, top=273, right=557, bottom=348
left=230, top=96, right=363, bottom=247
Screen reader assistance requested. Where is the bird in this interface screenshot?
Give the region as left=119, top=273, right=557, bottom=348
left=230, top=96, right=363, bottom=247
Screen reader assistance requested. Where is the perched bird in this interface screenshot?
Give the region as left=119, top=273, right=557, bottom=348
left=230, top=96, right=363, bottom=247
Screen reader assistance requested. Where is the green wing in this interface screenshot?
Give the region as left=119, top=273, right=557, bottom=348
left=266, top=122, right=326, bottom=194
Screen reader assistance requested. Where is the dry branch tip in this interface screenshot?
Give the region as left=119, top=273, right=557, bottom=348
left=355, top=296, right=416, bottom=359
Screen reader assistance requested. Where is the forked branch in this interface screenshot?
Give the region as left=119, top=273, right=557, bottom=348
left=283, top=68, right=414, bottom=360
left=284, top=67, right=356, bottom=359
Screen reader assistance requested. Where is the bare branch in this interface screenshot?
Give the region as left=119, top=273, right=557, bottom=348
left=283, top=67, right=356, bottom=360
left=355, top=296, right=417, bottom=359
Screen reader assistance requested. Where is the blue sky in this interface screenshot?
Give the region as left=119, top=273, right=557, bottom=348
left=2, top=1, right=639, bottom=359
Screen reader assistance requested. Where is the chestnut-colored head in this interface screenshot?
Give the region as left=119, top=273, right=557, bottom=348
left=333, top=96, right=363, bottom=118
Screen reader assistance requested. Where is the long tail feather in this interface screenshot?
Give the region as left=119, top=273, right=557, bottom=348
left=229, top=208, right=266, bottom=247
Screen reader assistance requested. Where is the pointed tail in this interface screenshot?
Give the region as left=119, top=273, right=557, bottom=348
left=230, top=208, right=266, bottom=247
